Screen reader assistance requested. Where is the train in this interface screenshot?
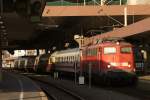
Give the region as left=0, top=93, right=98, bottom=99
left=13, top=39, right=138, bottom=85
left=14, top=56, right=36, bottom=72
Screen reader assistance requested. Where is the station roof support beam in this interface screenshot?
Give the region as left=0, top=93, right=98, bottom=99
left=95, top=17, right=150, bottom=38
left=82, top=17, right=150, bottom=46
left=43, top=5, right=150, bottom=17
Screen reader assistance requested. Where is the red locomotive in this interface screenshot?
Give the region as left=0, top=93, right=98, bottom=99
left=81, top=38, right=137, bottom=84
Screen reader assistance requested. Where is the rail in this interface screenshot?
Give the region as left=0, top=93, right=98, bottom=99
left=31, top=77, right=85, bottom=100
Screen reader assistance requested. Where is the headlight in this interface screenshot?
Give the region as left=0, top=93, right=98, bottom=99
left=107, top=65, right=111, bottom=68
left=128, top=64, right=131, bottom=68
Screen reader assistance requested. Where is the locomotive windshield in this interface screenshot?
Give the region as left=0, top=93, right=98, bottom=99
left=104, top=47, right=116, bottom=54
left=121, top=47, right=132, bottom=53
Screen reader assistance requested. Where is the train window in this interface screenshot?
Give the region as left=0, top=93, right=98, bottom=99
left=72, top=56, right=74, bottom=62
left=104, top=47, right=116, bottom=54
left=65, top=56, right=67, bottom=62
left=61, top=57, right=63, bottom=62
left=92, top=48, right=97, bottom=55
left=67, top=56, right=69, bottom=62
left=58, top=57, right=60, bottom=62
left=59, top=57, right=61, bottom=62
left=69, top=56, right=71, bottom=62
left=87, top=49, right=89, bottom=56
left=121, top=47, right=132, bottom=53
left=74, top=56, right=76, bottom=61
left=56, top=57, right=58, bottom=62
left=70, top=56, right=72, bottom=62
left=63, top=57, right=65, bottom=62
left=72, top=56, right=73, bottom=62
left=71, top=56, right=73, bottom=62
left=83, top=50, right=86, bottom=56
left=64, top=57, right=65, bottom=62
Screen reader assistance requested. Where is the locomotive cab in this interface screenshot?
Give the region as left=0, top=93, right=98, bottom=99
left=102, top=42, right=135, bottom=73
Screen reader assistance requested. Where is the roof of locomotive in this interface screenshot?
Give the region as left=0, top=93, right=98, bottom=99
left=100, top=41, right=132, bottom=46
left=82, top=40, right=132, bottom=49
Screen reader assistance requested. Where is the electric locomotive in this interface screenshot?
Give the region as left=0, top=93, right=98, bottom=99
left=81, top=38, right=137, bottom=85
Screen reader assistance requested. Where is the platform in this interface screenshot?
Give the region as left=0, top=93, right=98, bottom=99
left=0, top=71, right=47, bottom=100
left=139, top=75, right=150, bottom=81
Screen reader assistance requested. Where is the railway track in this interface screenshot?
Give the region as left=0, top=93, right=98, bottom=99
left=31, top=77, right=85, bottom=100
left=97, top=82, right=150, bottom=100
left=29, top=74, right=150, bottom=100
left=10, top=71, right=150, bottom=100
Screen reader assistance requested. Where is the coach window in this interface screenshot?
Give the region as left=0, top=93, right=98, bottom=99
left=66, top=56, right=68, bottom=62
left=72, top=56, right=74, bottom=62
left=104, top=47, right=116, bottom=54
left=67, top=57, right=69, bottom=62
left=55, top=57, right=57, bottom=62
left=63, top=57, right=66, bottom=62
left=66, top=56, right=67, bottom=62
left=61, top=57, right=63, bottom=62
left=75, top=56, right=77, bottom=62
left=69, top=56, right=71, bottom=62
left=71, top=56, right=73, bottom=62
left=57, top=57, right=59, bottom=62
left=73, top=56, right=75, bottom=62
left=65, top=56, right=67, bottom=62
left=68, top=56, right=70, bottom=62
left=73, top=56, right=75, bottom=61
left=60, top=57, right=62, bottom=62
left=63, top=57, right=65, bottom=62
left=72, top=56, right=73, bottom=62
left=64, top=57, right=66, bottom=62
left=58, top=57, right=59, bottom=62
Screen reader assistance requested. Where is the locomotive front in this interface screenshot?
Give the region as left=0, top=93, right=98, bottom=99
left=101, top=41, right=137, bottom=84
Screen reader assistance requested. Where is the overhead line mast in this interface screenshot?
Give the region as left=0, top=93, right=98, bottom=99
left=0, top=0, right=3, bottom=81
